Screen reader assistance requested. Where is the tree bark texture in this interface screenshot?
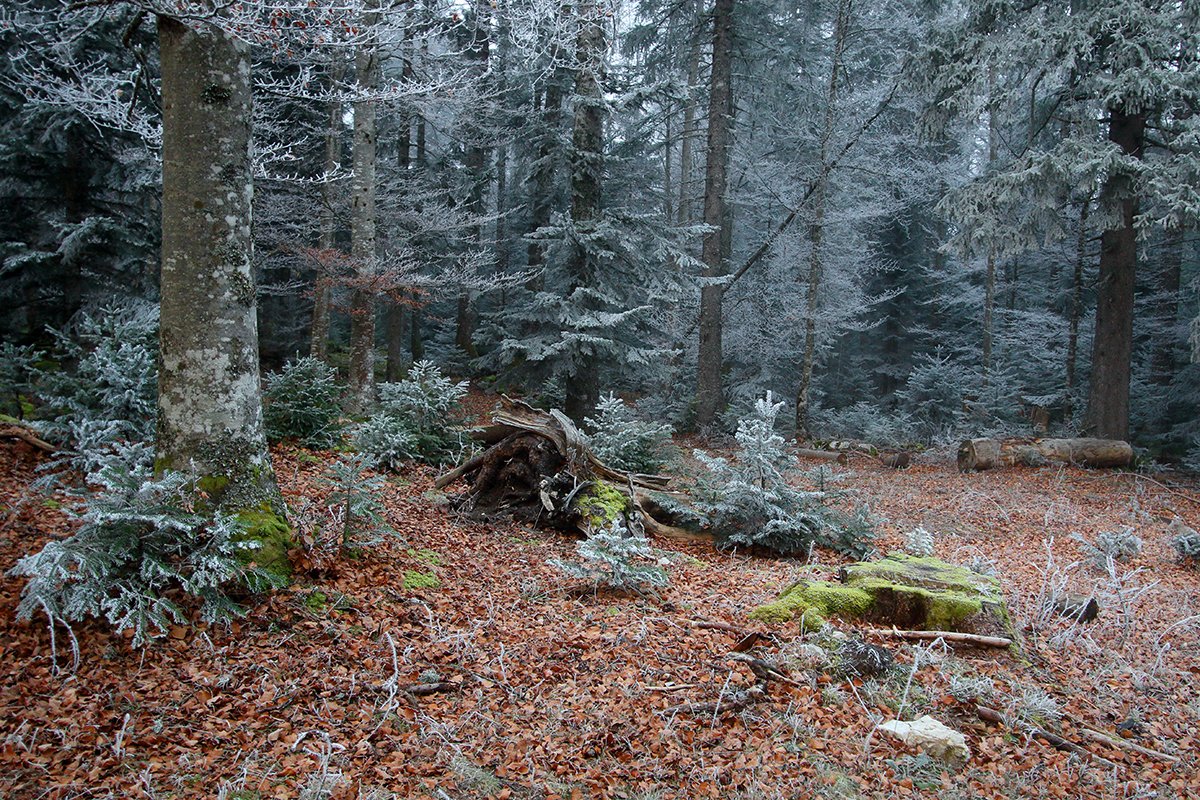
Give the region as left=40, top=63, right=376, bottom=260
left=155, top=16, right=280, bottom=512
left=1084, top=106, right=1143, bottom=440
left=346, top=27, right=380, bottom=415
left=310, top=56, right=346, bottom=364
left=695, top=0, right=734, bottom=431
left=957, top=437, right=1133, bottom=472
left=563, top=0, right=606, bottom=423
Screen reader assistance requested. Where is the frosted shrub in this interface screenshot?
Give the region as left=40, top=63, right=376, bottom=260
left=8, top=464, right=281, bottom=651
left=694, top=393, right=876, bottom=559
left=1073, top=527, right=1142, bottom=572
left=1171, top=521, right=1200, bottom=566
left=550, top=518, right=668, bottom=592
left=263, top=356, right=345, bottom=447
left=354, top=361, right=468, bottom=468
left=32, top=301, right=159, bottom=472
left=584, top=393, right=674, bottom=474
left=905, top=526, right=935, bottom=557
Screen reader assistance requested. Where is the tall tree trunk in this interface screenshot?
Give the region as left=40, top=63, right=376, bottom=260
left=678, top=2, right=701, bottom=226
left=385, top=302, right=406, bottom=382
left=796, top=0, right=849, bottom=438
left=1151, top=226, right=1183, bottom=385
left=982, top=66, right=998, bottom=380
left=563, top=0, right=605, bottom=423
left=311, top=56, right=346, bottom=364
left=1065, top=197, right=1089, bottom=417
left=346, top=22, right=380, bottom=415
left=526, top=74, right=565, bottom=288
left=694, top=0, right=734, bottom=431
left=455, top=0, right=491, bottom=361
left=155, top=16, right=282, bottom=520
left=1084, top=106, right=1144, bottom=440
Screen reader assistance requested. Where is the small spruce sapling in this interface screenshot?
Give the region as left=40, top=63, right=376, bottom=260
left=551, top=518, right=669, bottom=592
left=321, top=453, right=396, bottom=548
left=9, top=463, right=283, bottom=652
left=693, top=393, right=876, bottom=558
left=354, top=361, right=468, bottom=468
left=263, top=356, right=345, bottom=447
left=584, top=393, right=674, bottom=474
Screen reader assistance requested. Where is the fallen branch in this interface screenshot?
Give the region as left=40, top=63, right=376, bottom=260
left=867, top=628, right=1012, bottom=648
left=0, top=425, right=56, bottom=453
left=976, top=706, right=1118, bottom=768
left=664, top=685, right=765, bottom=716
left=645, top=683, right=698, bottom=693
left=726, top=652, right=803, bottom=688
left=1062, top=714, right=1180, bottom=763
left=796, top=448, right=848, bottom=466
left=400, top=681, right=460, bottom=697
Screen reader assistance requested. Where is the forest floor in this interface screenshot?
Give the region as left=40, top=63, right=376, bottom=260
left=1, top=410, right=1199, bottom=799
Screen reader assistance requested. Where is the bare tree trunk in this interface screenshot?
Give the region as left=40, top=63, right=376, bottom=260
left=346, top=16, right=380, bottom=415
left=1151, top=226, right=1183, bottom=385
left=155, top=16, right=282, bottom=521
left=678, top=3, right=701, bottom=227
left=796, top=0, right=849, bottom=438
left=1065, top=196, right=1089, bottom=416
left=695, top=0, right=734, bottom=431
left=563, top=0, right=605, bottom=423
left=1084, top=106, right=1143, bottom=440
left=982, top=65, right=998, bottom=380
left=311, top=56, right=347, bottom=364
left=455, top=0, right=491, bottom=361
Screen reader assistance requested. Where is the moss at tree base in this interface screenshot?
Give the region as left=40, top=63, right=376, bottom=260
left=577, top=482, right=629, bottom=533
left=233, top=507, right=295, bottom=582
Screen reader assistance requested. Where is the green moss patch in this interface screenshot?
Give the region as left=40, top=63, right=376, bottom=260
left=233, top=508, right=295, bottom=581
left=576, top=482, right=629, bottom=532
left=753, top=554, right=1013, bottom=639
left=751, top=580, right=873, bottom=627
left=403, top=570, right=440, bottom=590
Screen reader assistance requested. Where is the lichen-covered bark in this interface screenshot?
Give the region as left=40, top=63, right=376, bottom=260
left=156, top=16, right=281, bottom=516
left=346, top=6, right=380, bottom=415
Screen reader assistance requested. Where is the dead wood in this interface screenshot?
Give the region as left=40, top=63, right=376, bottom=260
left=879, top=452, right=911, bottom=469
left=436, top=397, right=679, bottom=535
left=664, top=685, right=766, bottom=716
left=796, top=448, right=848, bottom=466
left=958, top=437, right=1133, bottom=472
left=976, top=706, right=1119, bottom=768
left=0, top=424, right=56, bottom=453
left=866, top=628, right=1013, bottom=648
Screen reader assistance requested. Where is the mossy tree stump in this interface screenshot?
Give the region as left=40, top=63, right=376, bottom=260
left=753, top=554, right=1013, bottom=640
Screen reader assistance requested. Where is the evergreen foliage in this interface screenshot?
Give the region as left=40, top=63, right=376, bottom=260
left=694, top=393, right=876, bottom=559
left=28, top=301, right=158, bottom=474
left=8, top=464, right=282, bottom=651
left=550, top=518, right=669, bottom=592
left=320, top=454, right=395, bottom=547
left=263, top=356, right=345, bottom=447
left=353, top=361, right=469, bottom=468
left=584, top=393, right=674, bottom=474
left=0, top=341, right=39, bottom=419
left=1172, top=524, right=1200, bottom=567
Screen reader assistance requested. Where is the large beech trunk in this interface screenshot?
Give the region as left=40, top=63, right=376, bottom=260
left=957, top=437, right=1133, bottom=472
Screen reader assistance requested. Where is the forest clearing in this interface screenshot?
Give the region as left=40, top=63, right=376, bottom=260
left=2, top=413, right=1199, bottom=800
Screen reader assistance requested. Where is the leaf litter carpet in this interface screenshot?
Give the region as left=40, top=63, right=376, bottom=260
left=1, top=439, right=1198, bottom=799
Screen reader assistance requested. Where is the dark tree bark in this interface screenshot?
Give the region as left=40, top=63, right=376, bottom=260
left=695, top=0, right=734, bottom=431
left=155, top=16, right=282, bottom=519
left=1084, top=106, right=1144, bottom=440
left=563, top=0, right=606, bottom=423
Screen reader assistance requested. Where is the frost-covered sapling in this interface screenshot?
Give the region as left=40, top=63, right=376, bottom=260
left=8, top=463, right=283, bottom=652
left=584, top=393, right=674, bottom=474
left=263, top=356, right=346, bottom=447
left=694, top=393, right=875, bottom=559
left=551, top=518, right=669, bottom=592
left=354, top=361, right=469, bottom=468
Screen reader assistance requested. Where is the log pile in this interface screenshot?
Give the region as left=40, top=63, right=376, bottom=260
left=957, top=437, right=1133, bottom=472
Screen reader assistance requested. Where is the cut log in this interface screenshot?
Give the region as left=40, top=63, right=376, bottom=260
left=958, top=437, right=1133, bottom=472
left=0, top=424, right=57, bottom=453
left=796, top=448, right=848, bottom=466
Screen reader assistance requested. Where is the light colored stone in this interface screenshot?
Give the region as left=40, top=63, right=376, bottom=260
left=877, top=715, right=970, bottom=765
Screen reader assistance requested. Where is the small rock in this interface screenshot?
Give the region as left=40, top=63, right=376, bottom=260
left=877, top=715, right=971, bottom=765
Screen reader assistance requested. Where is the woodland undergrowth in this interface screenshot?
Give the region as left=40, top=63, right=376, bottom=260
left=1, top=430, right=1199, bottom=799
